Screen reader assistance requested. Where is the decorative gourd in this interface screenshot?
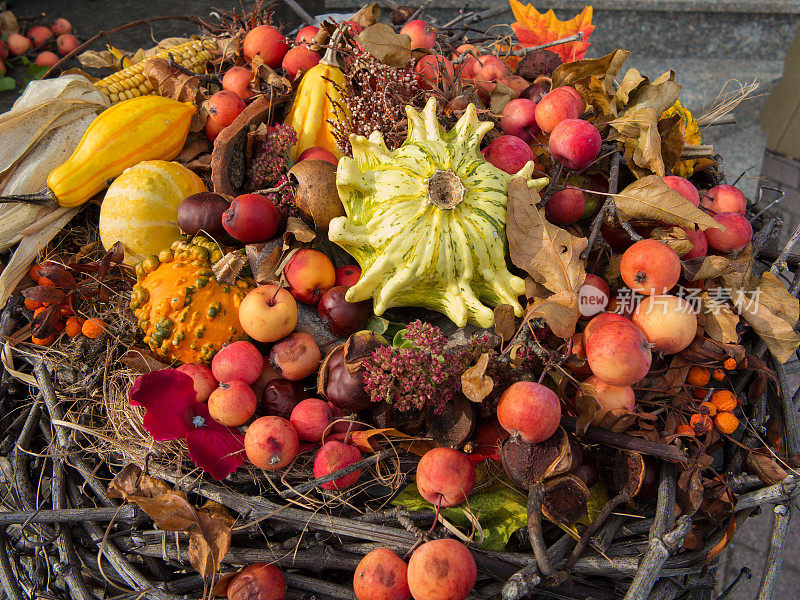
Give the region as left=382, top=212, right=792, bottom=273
left=284, top=43, right=348, bottom=162
left=130, top=237, right=254, bottom=364
left=0, top=95, right=195, bottom=207
left=99, top=161, right=207, bottom=265
left=329, top=98, right=546, bottom=328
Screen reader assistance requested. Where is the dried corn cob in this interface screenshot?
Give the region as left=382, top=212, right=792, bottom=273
left=95, top=38, right=218, bottom=103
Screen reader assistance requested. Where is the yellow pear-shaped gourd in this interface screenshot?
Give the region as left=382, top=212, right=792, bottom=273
left=99, top=160, right=207, bottom=265
left=284, top=44, right=348, bottom=162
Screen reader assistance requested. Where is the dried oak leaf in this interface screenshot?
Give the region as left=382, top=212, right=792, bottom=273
left=143, top=57, right=202, bottom=104
left=699, top=292, right=740, bottom=344
left=726, top=270, right=800, bottom=363
left=613, top=175, right=723, bottom=231
left=461, top=353, right=494, bottom=402
left=525, top=285, right=581, bottom=339
left=357, top=23, right=412, bottom=68
left=508, top=178, right=587, bottom=295
left=650, top=226, right=693, bottom=256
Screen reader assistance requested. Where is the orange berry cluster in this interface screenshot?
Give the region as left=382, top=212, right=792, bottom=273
left=682, top=365, right=740, bottom=437
left=25, top=263, right=106, bottom=346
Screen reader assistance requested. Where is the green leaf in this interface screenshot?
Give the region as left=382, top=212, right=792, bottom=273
left=0, top=77, right=15, bottom=91
left=393, top=464, right=528, bottom=550
left=20, top=55, right=30, bottom=65
left=392, top=329, right=413, bottom=349
left=366, top=314, right=406, bottom=341
left=27, top=64, right=50, bottom=80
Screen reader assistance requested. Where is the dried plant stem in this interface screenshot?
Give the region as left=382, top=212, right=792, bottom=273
left=770, top=221, right=800, bottom=276
left=561, top=416, right=688, bottom=464
left=582, top=152, right=621, bottom=261
left=650, top=462, right=677, bottom=539
left=565, top=491, right=630, bottom=572
left=526, top=484, right=557, bottom=578
left=622, top=516, right=693, bottom=600
left=756, top=504, right=792, bottom=600
left=0, top=505, right=139, bottom=526
left=281, top=449, right=393, bottom=499
left=680, top=144, right=715, bottom=159
left=716, top=567, right=752, bottom=600
left=42, top=15, right=206, bottom=79
left=505, top=33, right=585, bottom=57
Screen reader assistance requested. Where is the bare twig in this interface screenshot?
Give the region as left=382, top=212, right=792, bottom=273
left=756, top=504, right=792, bottom=600
left=527, top=484, right=557, bottom=578
left=582, top=152, right=621, bottom=262
left=621, top=516, right=693, bottom=600
left=716, top=567, right=752, bottom=600
left=770, top=221, right=800, bottom=276
left=281, top=450, right=393, bottom=499
left=564, top=491, right=630, bottom=572
left=280, top=0, right=316, bottom=26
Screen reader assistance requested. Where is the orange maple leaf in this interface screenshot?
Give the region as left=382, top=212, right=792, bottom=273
left=509, top=0, right=594, bottom=63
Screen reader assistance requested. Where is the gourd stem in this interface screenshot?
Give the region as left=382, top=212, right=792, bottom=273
left=320, top=23, right=346, bottom=67
left=0, top=189, right=57, bottom=206
left=427, top=170, right=466, bottom=209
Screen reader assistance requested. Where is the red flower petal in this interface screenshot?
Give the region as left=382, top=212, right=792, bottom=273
left=128, top=369, right=196, bottom=441
left=185, top=403, right=245, bottom=480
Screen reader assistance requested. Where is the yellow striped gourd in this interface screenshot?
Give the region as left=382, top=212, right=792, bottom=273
left=46, top=95, right=195, bottom=207
left=99, top=161, right=207, bottom=265
left=328, top=98, right=548, bottom=328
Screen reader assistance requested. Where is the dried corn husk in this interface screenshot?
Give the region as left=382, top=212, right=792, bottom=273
left=0, top=75, right=109, bottom=305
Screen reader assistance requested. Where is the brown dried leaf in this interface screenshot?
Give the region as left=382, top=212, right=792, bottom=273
left=659, top=114, right=685, bottom=173
left=107, top=465, right=199, bottom=532
left=525, top=289, right=581, bottom=339
left=351, top=3, right=381, bottom=27
left=494, top=304, right=517, bottom=342
left=284, top=217, right=316, bottom=246
left=119, top=348, right=172, bottom=373
left=609, top=107, right=665, bottom=177
left=0, top=10, right=19, bottom=36
left=22, top=286, right=66, bottom=304
left=490, top=81, right=515, bottom=115
left=650, top=226, right=693, bottom=256
left=249, top=56, right=293, bottom=95
left=188, top=501, right=234, bottom=580
left=683, top=255, right=738, bottom=282
left=614, top=175, right=723, bottom=231
left=507, top=178, right=587, bottom=295
left=246, top=239, right=283, bottom=285
left=551, top=49, right=630, bottom=97
left=143, top=57, right=202, bottom=103
left=78, top=49, right=122, bottom=69
left=176, top=132, right=211, bottom=164
left=461, top=353, right=494, bottom=402
left=615, top=68, right=647, bottom=106
left=357, top=24, right=412, bottom=67
left=700, top=293, right=740, bottom=344
left=575, top=382, right=600, bottom=435
left=746, top=451, right=788, bottom=485
left=730, top=270, right=800, bottom=363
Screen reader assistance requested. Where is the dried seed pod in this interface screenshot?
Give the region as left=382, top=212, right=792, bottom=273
left=343, top=329, right=389, bottom=374
left=500, top=427, right=574, bottom=488
left=288, top=159, right=344, bottom=231
left=426, top=394, right=476, bottom=448
left=610, top=450, right=658, bottom=500
left=318, top=344, right=371, bottom=412
left=541, top=474, right=590, bottom=524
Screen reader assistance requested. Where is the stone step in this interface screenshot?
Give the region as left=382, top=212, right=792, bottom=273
left=325, top=1, right=799, bottom=60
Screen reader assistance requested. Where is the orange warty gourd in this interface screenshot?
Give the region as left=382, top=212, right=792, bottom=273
left=130, top=237, right=253, bottom=364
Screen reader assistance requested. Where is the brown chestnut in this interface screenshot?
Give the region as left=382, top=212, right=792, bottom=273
left=176, top=192, right=230, bottom=238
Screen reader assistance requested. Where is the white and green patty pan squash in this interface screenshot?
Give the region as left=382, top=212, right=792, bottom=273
left=328, top=98, right=547, bottom=328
